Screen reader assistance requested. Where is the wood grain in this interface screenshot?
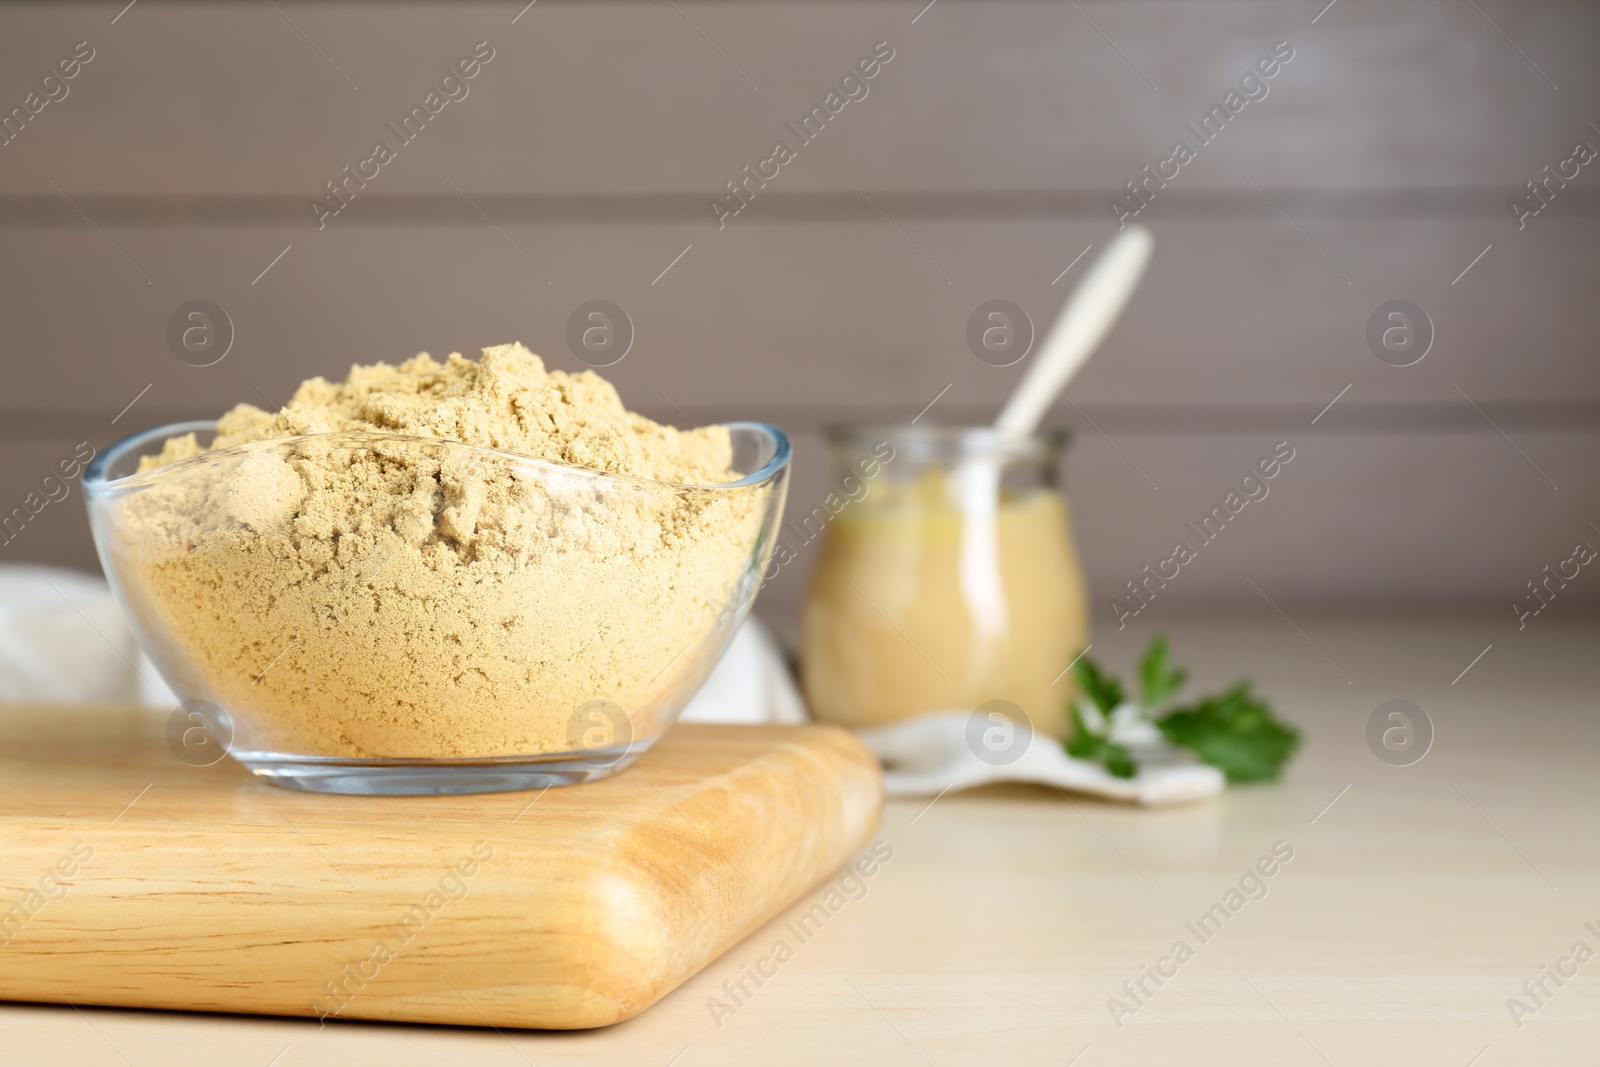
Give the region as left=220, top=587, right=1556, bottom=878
left=0, top=709, right=885, bottom=1029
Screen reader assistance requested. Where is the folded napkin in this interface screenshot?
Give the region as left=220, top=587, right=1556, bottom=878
left=857, top=712, right=1224, bottom=806
left=0, top=565, right=175, bottom=707
left=689, top=631, right=1221, bottom=806
left=675, top=615, right=808, bottom=725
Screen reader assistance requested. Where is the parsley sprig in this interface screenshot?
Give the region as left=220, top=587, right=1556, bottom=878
left=1066, top=637, right=1299, bottom=783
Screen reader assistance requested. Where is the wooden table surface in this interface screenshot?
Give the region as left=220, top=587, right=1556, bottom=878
left=3, top=614, right=1597, bottom=1066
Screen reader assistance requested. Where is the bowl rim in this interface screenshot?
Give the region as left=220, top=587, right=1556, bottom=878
left=84, top=419, right=793, bottom=494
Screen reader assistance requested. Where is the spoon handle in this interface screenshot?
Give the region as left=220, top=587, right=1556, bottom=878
left=994, top=226, right=1153, bottom=438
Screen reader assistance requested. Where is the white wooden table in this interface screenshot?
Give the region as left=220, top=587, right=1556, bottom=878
left=3, top=615, right=1596, bottom=1065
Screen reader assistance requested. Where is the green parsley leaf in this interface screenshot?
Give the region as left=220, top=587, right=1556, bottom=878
left=1072, top=652, right=1124, bottom=715
left=1065, top=703, right=1136, bottom=779
left=1102, top=744, right=1137, bottom=780
left=1138, top=636, right=1188, bottom=709
left=1063, top=637, right=1300, bottom=784
left=1156, top=682, right=1300, bottom=783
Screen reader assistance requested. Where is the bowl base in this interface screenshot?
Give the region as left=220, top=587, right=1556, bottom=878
left=234, top=744, right=645, bottom=796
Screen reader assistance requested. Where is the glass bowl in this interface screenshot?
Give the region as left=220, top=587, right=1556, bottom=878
left=84, top=420, right=790, bottom=795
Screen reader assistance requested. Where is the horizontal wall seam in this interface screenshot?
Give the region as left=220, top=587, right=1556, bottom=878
left=0, top=189, right=1594, bottom=226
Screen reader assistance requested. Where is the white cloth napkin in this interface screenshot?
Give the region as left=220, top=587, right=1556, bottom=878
left=0, top=566, right=1218, bottom=805
left=0, top=565, right=175, bottom=706
left=676, top=615, right=808, bottom=725
left=857, top=712, right=1224, bottom=806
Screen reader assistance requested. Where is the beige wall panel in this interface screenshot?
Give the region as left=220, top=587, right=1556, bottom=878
left=0, top=1, right=1593, bottom=197
left=0, top=218, right=1594, bottom=414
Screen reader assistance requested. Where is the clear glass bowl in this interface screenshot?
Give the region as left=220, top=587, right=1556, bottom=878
left=84, top=421, right=790, bottom=795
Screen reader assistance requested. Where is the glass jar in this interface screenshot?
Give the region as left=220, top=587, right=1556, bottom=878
left=802, top=424, right=1088, bottom=737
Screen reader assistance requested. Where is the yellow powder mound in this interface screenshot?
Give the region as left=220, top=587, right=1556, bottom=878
left=140, top=342, right=734, bottom=485
left=117, top=344, right=769, bottom=760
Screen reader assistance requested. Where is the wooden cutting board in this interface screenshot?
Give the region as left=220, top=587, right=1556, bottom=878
left=0, top=704, right=882, bottom=1029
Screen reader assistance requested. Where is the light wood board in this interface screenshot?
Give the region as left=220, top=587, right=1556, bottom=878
left=0, top=708, right=884, bottom=1030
